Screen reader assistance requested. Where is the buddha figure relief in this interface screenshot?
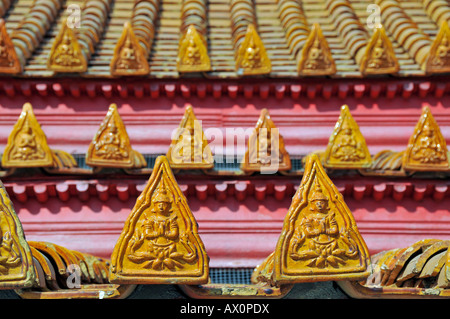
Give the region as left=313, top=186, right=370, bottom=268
left=53, top=33, right=82, bottom=67
left=361, top=26, right=398, bottom=75
left=241, top=37, right=262, bottom=69
left=289, top=182, right=359, bottom=268
left=183, top=38, right=202, bottom=66
left=127, top=178, right=197, bottom=271
left=432, top=35, right=450, bottom=67
left=411, top=124, right=447, bottom=164
left=273, top=154, right=370, bottom=283
left=177, top=25, right=211, bottom=73
left=12, top=122, right=45, bottom=161
left=304, top=39, right=327, bottom=70
left=115, top=38, right=140, bottom=70
left=0, top=222, right=20, bottom=274
left=242, top=108, right=291, bottom=173
left=235, top=24, right=271, bottom=75
left=331, top=125, right=365, bottom=162
left=298, top=23, right=336, bottom=76
left=110, top=22, right=149, bottom=76
left=94, top=121, right=129, bottom=160
left=367, top=38, right=390, bottom=69
left=175, top=120, right=204, bottom=164
left=110, top=155, right=209, bottom=284
left=251, top=127, right=282, bottom=166
left=0, top=181, right=36, bottom=288
left=167, top=106, right=213, bottom=169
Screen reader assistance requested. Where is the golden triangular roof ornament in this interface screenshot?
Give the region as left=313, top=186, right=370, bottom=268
left=110, top=22, right=150, bottom=76
left=0, top=19, right=22, bottom=74
left=0, top=180, right=35, bottom=289
left=360, top=25, right=399, bottom=75
left=298, top=23, right=336, bottom=76
left=403, top=106, right=449, bottom=171
left=241, top=108, right=291, bottom=173
left=424, top=21, right=450, bottom=74
left=110, top=155, right=209, bottom=284
left=323, top=105, right=372, bottom=169
left=272, top=154, right=371, bottom=284
left=235, top=24, right=271, bottom=75
left=86, top=103, right=147, bottom=168
left=48, top=19, right=87, bottom=73
left=2, top=103, right=54, bottom=168
left=166, top=105, right=214, bottom=170
left=177, top=25, right=211, bottom=73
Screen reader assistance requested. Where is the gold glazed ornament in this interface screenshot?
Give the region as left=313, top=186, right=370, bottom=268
left=235, top=24, right=271, bottom=75
left=359, top=25, right=399, bottom=75
left=110, top=22, right=150, bottom=76
left=297, top=23, right=336, bottom=76
left=424, top=21, right=450, bottom=74
left=2, top=103, right=54, bottom=168
left=0, top=180, right=35, bottom=289
left=109, top=155, right=209, bottom=284
left=272, top=154, right=371, bottom=284
left=166, top=105, right=214, bottom=170
left=177, top=25, right=211, bottom=73
left=48, top=19, right=87, bottom=73
left=403, top=106, right=449, bottom=171
left=241, top=108, right=291, bottom=173
left=0, top=19, right=22, bottom=74
left=86, top=103, right=147, bottom=168
left=323, top=105, right=372, bottom=169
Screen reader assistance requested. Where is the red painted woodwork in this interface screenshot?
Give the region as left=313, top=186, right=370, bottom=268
left=0, top=77, right=449, bottom=268
left=4, top=175, right=450, bottom=267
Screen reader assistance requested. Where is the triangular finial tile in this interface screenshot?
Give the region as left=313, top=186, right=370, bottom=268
left=298, top=23, right=336, bottom=76
left=0, top=19, right=22, bottom=74
left=323, top=105, right=372, bottom=169
left=241, top=108, right=291, bottom=173
left=0, top=180, right=35, bottom=288
left=166, top=105, right=214, bottom=169
left=110, top=22, right=150, bottom=76
left=48, top=20, right=87, bottom=72
left=177, top=25, right=211, bottom=73
left=273, top=154, right=371, bottom=284
left=360, top=25, right=399, bottom=75
left=110, top=155, right=209, bottom=284
left=235, top=24, right=271, bottom=75
left=2, top=103, right=54, bottom=168
left=86, top=103, right=147, bottom=168
left=424, top=21, right=450, bottom=74
left=403, top=106, right=449, bottom=171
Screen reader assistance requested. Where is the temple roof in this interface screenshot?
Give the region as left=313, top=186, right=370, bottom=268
left=1, top=0, right=450, bottom=79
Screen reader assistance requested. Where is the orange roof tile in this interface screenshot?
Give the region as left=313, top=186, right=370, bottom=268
left=0, top=0, right=449, bottom=78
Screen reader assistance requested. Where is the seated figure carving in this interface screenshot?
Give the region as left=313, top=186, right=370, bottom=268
left=290, top=183, right=358, bottom=268
left=12, top=123, right=45, bottom=161
left=127, top=179, right=197, bottom=270
left=432, top=35, right=450, bottom=67
left=95, top=122, right=129, bottom=160
left=304, top=39, right=324, bottom=70
left=183, top=38, right=201, bottom=66
left=116, top=39, right=140, bottom=70
left=0, top=228, right=20, bottom=274
left=241, top=38, right=261, bottom=69
left=411, top=124, right=447, bottom=164
left=53, top=33, right=81, bottom=67
left=331, top=126, right=365, bottom=162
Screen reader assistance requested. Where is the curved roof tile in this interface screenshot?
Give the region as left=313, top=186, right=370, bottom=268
left=0, top=0, right=449, bottom=78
